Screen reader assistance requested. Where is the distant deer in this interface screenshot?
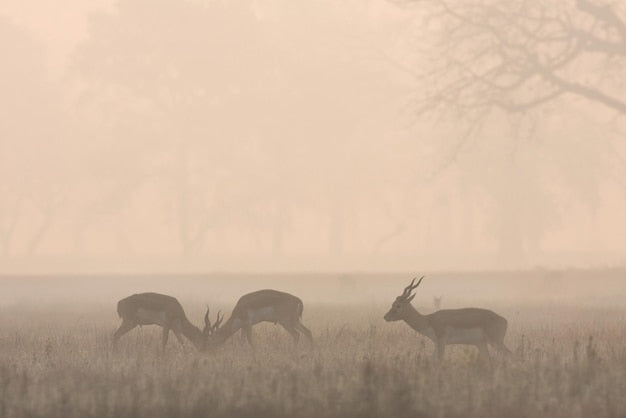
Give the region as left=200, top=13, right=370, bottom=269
left=384, top=277, right=511, bottom=361
left=205, top=289, right=313, bottom=348
left=433, top=295, right=443, bottom=310
left=113, top=293, right=221, bottom=351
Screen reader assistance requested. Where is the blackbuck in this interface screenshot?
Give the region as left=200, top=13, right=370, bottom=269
left=384, top=277, right=511, bottom=361
left=205, top=289, right=313, bottom=348
left=113, top=293, right=220, bottom=351
left=433, top=295, right=443, bottom=310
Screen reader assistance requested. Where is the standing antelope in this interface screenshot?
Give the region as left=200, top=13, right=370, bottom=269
left=384, top=277, right=510, bottom=361
left=433, top=295, right=443, bottom=310
left=205, top=289, right=313, bottom=348
left=113, top=293, right=220, bottom=351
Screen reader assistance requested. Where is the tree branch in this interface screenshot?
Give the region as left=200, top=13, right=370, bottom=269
left=538, top=65, right=626, bottom=113
left=576, top=0, right=626, bottom=42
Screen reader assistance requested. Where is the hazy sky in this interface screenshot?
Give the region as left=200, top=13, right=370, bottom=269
left=1, top=0, right=113, bottom=73
left=1, top=0, right=625, bottom=273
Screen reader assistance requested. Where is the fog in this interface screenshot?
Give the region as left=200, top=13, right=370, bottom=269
left=3, top=4, right=626, bottom=417
left=1, top=0, right=626, bottom=274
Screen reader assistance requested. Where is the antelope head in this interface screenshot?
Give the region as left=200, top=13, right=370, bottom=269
left=384, top=276, right=424, bottom=322
left=202, top=307, right=223, bottom=348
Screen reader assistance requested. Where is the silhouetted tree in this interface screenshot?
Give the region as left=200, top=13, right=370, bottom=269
left=391, top=0, right=626, bottom=263
left=72, top=0, right=274, bottom=257
left=406, top=0, right=626, bottom=123
left=0, top=16, right=69, bottom=256
left=73, top=0, right=409, bottom=259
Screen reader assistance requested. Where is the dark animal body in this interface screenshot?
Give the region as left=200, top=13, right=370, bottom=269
left=114, top=292, right=207, bottom=351
left=207, top=289, right=313, bottom=348
left=385, top=277, right=511, bottom=361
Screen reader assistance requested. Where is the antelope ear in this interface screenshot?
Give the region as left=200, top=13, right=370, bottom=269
left=407, top=294, right=416, bottom=303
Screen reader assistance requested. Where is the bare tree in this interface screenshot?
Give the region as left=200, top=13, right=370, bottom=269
left=406, top=0, right=626, bottom=123
left=382, top=0, right=626, bottom=262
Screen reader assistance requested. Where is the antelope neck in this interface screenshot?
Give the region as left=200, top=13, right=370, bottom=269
left=180, top=317, right=203, bottom=348
left=403, top=304, right=430, bottom=332
left=215, top=317, right=241, bottom=341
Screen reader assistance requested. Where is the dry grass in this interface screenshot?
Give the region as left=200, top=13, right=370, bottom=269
left=0, top=297, right=625, bottom=418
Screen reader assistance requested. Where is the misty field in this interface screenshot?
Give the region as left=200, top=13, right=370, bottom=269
left=0, top=271, right=625, bottom=418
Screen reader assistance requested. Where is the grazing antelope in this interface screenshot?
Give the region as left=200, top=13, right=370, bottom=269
left=113, top=293, right=220, bottom=351
left=205, top=289, right=313, bottom=348
left=384, top=277, right=511, bottom=361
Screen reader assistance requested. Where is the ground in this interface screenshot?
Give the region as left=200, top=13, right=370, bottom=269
left=0, top=270, right=624, bottom=417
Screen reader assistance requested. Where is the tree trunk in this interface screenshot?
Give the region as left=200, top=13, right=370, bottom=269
left=272, top=200, right=287, bottom=256
left=25, top=205, right=55, bottom=256
left=328, top=197, right=345, bottom=254
left=496, top=206, right=526, bottom=268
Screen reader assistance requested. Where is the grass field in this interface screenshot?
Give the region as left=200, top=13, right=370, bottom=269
left=0, top=271, right=625, bottom=417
